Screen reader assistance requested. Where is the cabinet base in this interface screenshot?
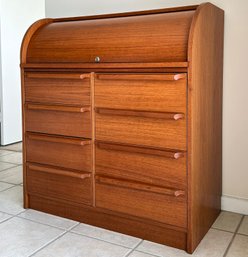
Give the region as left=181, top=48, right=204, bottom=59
left=28, top=194, right=187, bottom=251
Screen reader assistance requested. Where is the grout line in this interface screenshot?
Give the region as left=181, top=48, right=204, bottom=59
left=223, top=215, right=245, bottom=257
left=0, top=184, right=17, bottom=193
left=211, top=227, right=239, bottom=234
left=0, top=184, right=22, bottom=193
left=0, top=152, right=17, bottom=158
left=27, top=230, right=68, bottom=257
left=124, top=240, right=144, bottom=257
left=0, top=160, right=22, bottom=165
left=28, top=221, right=136, bottom=257
left=17, top=214, right=80, bottom=231
left=135, top=249, right=162, bottom=257
left=236, top=232, right=248, bottom=237
left=25, top=217, right=80, bottom=257
left=69, top=230, right=134, bottom=249
left=0, top=209, right=28, bottom=224
left=0, top=164, right=19, bottom=173
left=0, top=179, right=22, bottom=186
left=15, top=211, right=135, bottom=253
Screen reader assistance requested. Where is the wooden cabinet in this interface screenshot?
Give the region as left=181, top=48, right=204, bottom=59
left=21, top=3, right=224, bottom=253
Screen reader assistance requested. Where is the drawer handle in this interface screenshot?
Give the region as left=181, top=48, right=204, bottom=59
left=26, top=73, right=90, bottom=80
left=174, top=74, right=186, bottom=81
left=174, top=190, right=185, bottom=197
left=96, top=73, right=186, bottom=81
left=27, top=133, right=91, bottom=146
left=28, top=164, right=91, bottom=180
left=96, top=176, right=185, bottom=197
left=26, top=104, right=90, bottom=113
left=96, top=141, right=184, bottom=159
left=95, top=108, right=184, bottom=120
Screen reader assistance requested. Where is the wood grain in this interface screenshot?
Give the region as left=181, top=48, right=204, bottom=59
left=96, top=142, right=186, bottom=189
left=25, top=104, right=91, bottom=138
left=27, top=11, right=194, bottom=63
left=96, top=176, right=185, bottom=197
left=20, top=18, right=52, bottom=64
left=25, top=72, right=90, bottom=106
left=95, top=112, right=186, bottom=150
left=95, top=73, right=186, bottom=113
left=27, top=163, right=92, bottom=205
left=26, top=133, right=92, bottom=172
left=95, top=178, right=187, bottom=227
left=187, top=3, right=224, bottom=253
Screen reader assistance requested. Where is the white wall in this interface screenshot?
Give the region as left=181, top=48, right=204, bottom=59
left=45, top=0, right=248, bottom=212
left=0, top=0, right=45, bottom=145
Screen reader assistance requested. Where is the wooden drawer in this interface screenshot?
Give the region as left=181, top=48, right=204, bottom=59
left=95, top=73, right=186, bottom=112
left=95, top=108, right=186, bottom=150
left=26, top=133, right=92, bottom=172
left=27, top=163, right=92, bottom=205
left=96, top=176, right=187, bottom=228
left=25, top=103, right=91, bottom=138
left=96, top=141, right=186, bottom=189
left=25, top=73, right=90, bottom=105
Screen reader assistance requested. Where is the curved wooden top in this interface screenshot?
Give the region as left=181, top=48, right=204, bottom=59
left=22, top=6, right=198, bottom=64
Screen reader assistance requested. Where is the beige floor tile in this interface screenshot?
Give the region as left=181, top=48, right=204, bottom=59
left=192, top=229, right=233, bottom=257
left=226, top=234, right=248, bottom=257
left=137, top=229, right=233, bottom=257
left=0, top=165, right=23, bottom=184
left=238, top=216, right=248, bottom=235
left=212, top=211, right=243, bottom=232
left=129, top=251, right=157, bottom=257
left=33, top=232, right=131, bottom=257
left=0, top=162, right=16, bottom=171
left=19, top=209, right=78, bottom=230
left=0, top=211, right=11, bottom=223
left=0, top=181, right=13, bottom=192
left=0, top=186, right=24, bottom=215
left=137, top=240, right=189, bottom=257
left=0, top=165, right=23, bottom=183
left=0, top=217, right=64, bottom=257
left=72, top=222, right=141, bottom=248
left=0, top=152, right=22, bottom=165
left=0, top=150, right=14, bottom=157
left=0, top=142, right=22, bottom=152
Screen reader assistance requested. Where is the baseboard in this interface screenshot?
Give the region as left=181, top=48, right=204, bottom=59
left=221, top=195, right=248, bottom=215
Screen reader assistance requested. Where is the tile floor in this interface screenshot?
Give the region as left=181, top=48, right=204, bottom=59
left=0, top=143, right=247, bottom=257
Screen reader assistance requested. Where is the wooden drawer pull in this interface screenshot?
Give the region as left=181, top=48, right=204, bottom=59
left=26, top=73, right=90, bottom=80
left=174, top=74, right=186, bottom=81
left=96, top=176, right=185, bottom=197
left=26, top=104, right=90, bottom=113
left=27, top=133, right=91, bottom=146
left=96, top=141, right=184, bottom=159
left=96, top=73, right=186, bottom=81
left=95, top=108, right=184, bottom=120
left=174, top=190, right=185, bottom=197
left=28, top=164, right=91, bottom=180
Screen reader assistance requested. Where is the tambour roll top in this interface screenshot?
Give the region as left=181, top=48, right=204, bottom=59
left=25, top=9, right=195, bottom=63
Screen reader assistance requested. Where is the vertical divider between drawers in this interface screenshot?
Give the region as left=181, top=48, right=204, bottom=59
left=90, top=72, right=96, bottom=207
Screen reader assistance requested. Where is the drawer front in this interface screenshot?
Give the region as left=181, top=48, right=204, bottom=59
left=25, top=73, right=90, bottom=106
left=26, top=133, right=92, bottom=172
left=27, top=164, right=92, bottom=205
left=95, top=73, right=186, bottom=112
left=25, top=104, right=91, bottom=138
left=96, top=176, right=187, bottom=228
left=95, top=109, right=186, bottom=150
left=96, top=142, right=186, bottom=189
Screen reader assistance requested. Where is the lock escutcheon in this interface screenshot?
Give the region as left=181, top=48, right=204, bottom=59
left=95, top=56, right=100, bottom=63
